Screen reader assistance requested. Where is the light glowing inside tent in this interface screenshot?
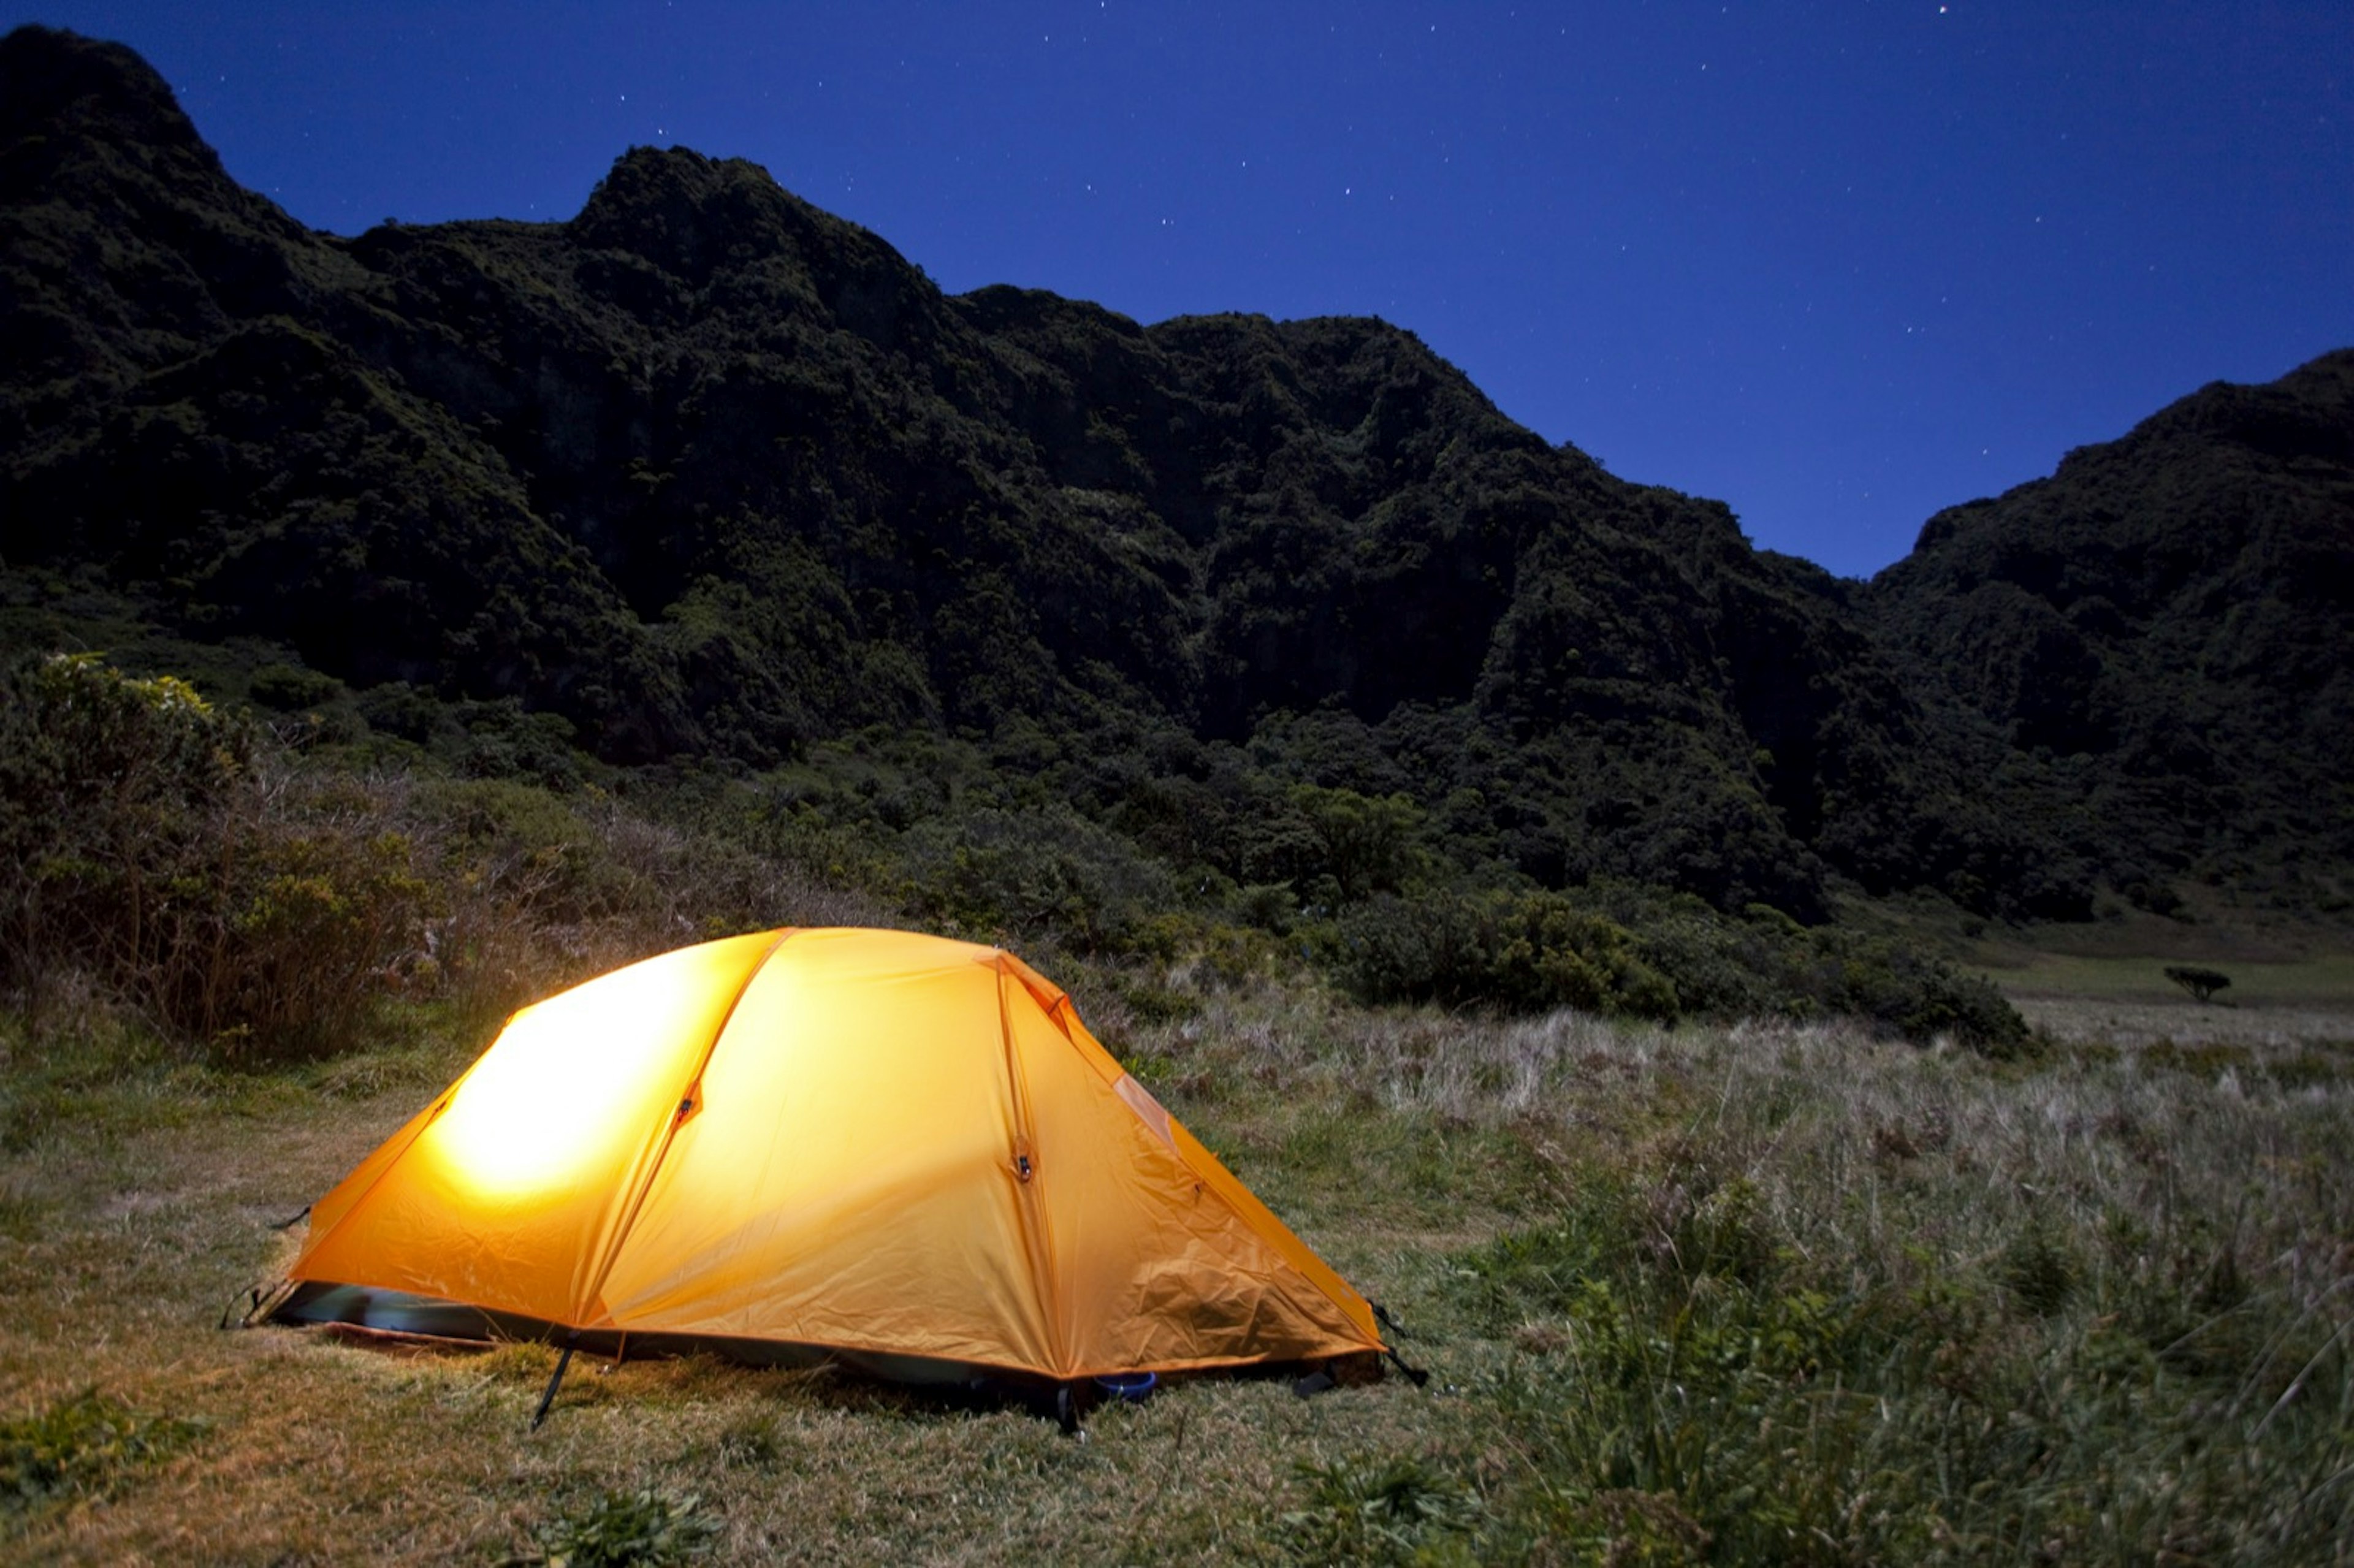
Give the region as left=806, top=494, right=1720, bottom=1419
left=422, top=937, right=769, bottom=1202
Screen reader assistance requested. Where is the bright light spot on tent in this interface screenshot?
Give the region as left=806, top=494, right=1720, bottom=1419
left=426, top=953, right=736, bottom=1202
left=433, top=1041, right=628, bottom=1198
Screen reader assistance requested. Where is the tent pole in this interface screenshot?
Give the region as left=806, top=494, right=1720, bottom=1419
left=531, top=1335, right=579, bottom=1430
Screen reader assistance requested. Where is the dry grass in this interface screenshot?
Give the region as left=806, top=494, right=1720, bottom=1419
left=4, top=967, right=2352, bottom=1563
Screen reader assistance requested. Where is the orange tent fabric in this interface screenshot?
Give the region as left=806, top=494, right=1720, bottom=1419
left=283, top=927, right=1383, bottom=1379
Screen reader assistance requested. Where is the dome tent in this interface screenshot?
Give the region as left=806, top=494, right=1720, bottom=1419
left=262, top=927, right=1388, bottom=1411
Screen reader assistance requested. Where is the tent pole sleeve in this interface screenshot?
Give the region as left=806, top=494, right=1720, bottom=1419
left=574, top=929, right=798, bottom=1325
left=997, top=961, right=1068, bottom=1375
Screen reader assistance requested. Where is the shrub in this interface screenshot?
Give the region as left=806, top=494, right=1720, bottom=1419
left=247, top=661, right=345, bottom=712
left=1811, top=927, right=2029, bottom=1052
left=1281, top=1454, right=1484, bottom=1564
left=1332, top=882, right=2024, bottom=1048
left=1999, top=1216, right=2079, bottom=1316
left=0, top=655, right=454, bottom=1058
left=1336, top=889, right=1681, bottom=1022
left=0, top=653, right=924, bottom=1060
left=1587, top=885, right=2030, bottom=1051
left=900, top=806, right=1174, bottom=952
left=1230, top=783, right=1430, bottom=910
left=199, top=801, right=435, bottom=1059
left=0, top=653, right=249, bottom=1018
left=1285, top=784, right=1428, bottom=904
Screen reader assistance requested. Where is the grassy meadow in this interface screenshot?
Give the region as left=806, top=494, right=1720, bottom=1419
left=3, top=647, right=2349, bottom=1562
left=4, top=958, right=2352, bottom=1565
left=1997, top=954, right=2354, bottom=1007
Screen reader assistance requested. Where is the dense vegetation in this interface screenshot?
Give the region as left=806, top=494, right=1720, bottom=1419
left=2, top=25, right=2348, bottom=1037
left=0, top=648, right=2025, bottom=1059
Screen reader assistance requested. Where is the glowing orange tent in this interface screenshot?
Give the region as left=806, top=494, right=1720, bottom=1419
left=267, top=927, right=1384, bottom=1388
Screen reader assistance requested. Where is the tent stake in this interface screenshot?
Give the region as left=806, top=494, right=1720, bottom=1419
left=531, top=1337, right=578, bottom=1430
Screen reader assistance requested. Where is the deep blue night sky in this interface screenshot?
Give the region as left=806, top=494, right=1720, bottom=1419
left=10, top=2, right=2350, bottom=576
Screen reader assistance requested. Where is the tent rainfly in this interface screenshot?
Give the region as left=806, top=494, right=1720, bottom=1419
left=257, top=927, right=1393, bottom=1413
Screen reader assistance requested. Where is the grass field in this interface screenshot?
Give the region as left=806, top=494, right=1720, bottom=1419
left=1973, top=950, right=2354, bottom=1054
left=5, top=962, right=2353, bottom=1564
left=1976, top=952, right=2354, bottom=1007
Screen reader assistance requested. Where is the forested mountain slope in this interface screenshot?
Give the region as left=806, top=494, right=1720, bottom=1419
left=4, top=26, right=2345, bottom=923
left=1869, top=351, right=2354, bottom=911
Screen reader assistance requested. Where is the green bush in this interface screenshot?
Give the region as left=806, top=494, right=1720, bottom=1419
left=0, top=653, right=927, bottom=1060
left=1811, top=927, right=2028, bottom=1052
left=1998, top=1215, right=2079, bottom=1316
left=1228, top=783, right=1430, bottom=911
left=0, top=653, right=249, bottom=1002
left=247, top=661, right=346, bottom=713
left=1336, top=888, right=1681, bottom=1021
left=1333, top=880, right=2024, bottom=1049
left=1584, top=885, right=2030, bottom=1051
left=413, top=776, right=641, bottom=926
left=1284, top=784, right=1429, bottom=904
left=202, top=809, right=433, bottom=1059
left=0, top=653, right=431, bottom=1057
left=0, top=650, right=2029, bottom=1060
left=900, top=806, right=1173, bottom=953
left=1281, top=1454, right=1484, bottom=1565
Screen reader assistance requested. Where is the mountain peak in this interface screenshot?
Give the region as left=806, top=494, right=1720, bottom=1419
left=0, top=25, right=215, bottom=168
left=571, top=145, right=825, bottom=284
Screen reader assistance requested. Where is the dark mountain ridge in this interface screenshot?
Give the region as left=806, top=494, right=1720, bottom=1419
left=1870, top=351, right=2354, bottom=908
left=3, top=26, right=2346, bottom=924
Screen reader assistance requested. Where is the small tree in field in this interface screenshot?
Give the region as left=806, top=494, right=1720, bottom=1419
left=2164, top=964, right=2231, bottom=1004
